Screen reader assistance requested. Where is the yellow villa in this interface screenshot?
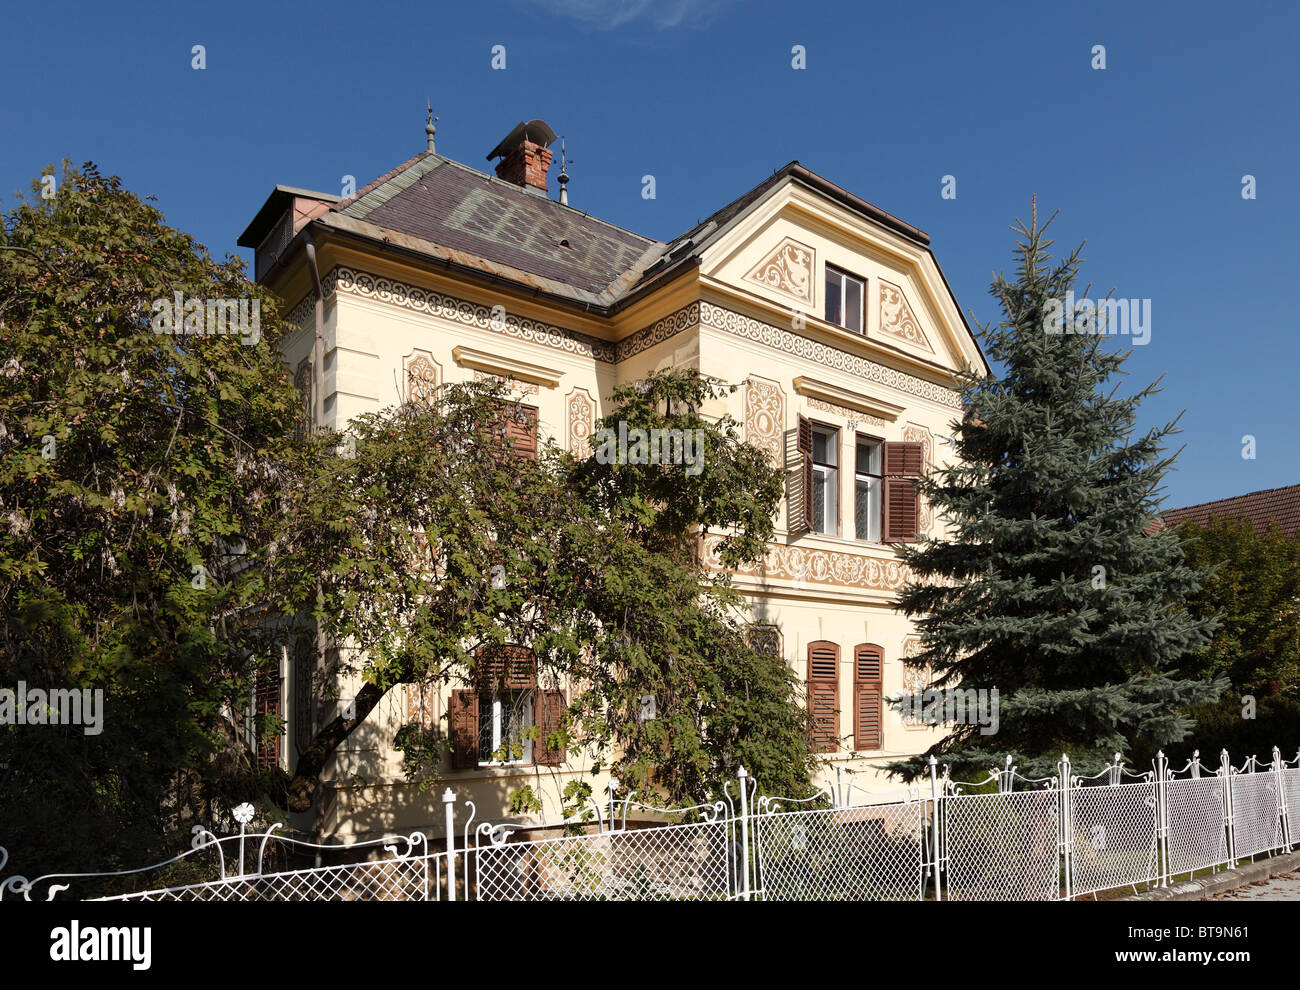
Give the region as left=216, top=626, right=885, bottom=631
left=237, top=117, right=989, bottom=840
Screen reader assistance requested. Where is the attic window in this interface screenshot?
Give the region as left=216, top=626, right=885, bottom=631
left=558, top=238, right=570, bottom=248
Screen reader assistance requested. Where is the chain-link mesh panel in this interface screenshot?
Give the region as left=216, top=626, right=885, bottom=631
left=1069, top=782, right=1158, bottom=896
left=754, top=802, right=923, bottom=900
left=944, top=790, right=1059, bottom=901
left=1166, top=776, right=1228, bottom=876
left=471, top=820, right=730, bottom=901
left=1231, top=773, right=1283, bottom=859
left=95, top=855, right=432, bottom=901
left=1285, top=769, right=1300, bottom=847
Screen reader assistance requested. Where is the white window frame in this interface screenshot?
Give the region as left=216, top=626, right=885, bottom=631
left=477, top=691, right=533, bottom=767
left=855, top=436, right=883, bottom=543
left=825, top=265, right=865, bottom=334
left=811, top=425, right=839, bottom=535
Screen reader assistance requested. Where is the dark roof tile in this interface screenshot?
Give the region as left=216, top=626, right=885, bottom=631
left=1160, top=483, right=1300, bottom=539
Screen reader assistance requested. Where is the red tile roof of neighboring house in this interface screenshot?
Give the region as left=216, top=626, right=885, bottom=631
left=1157, top=483, right=1300, bottom=538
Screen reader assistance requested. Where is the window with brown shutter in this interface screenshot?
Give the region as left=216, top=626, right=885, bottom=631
left=789, top=413, right=813, bottom=534
left=448, top=688, right=480, bottom=770
left=807, top=640, right=840, bottom=753
left=882, top=440, right=924, bottom=542
left=853, top=643, right=884, bottom=751
left=534, top=689, right=567, bottom=766
left=475, top=643, right=537, bottom=691
left=255, top=666, right=282, bottom=771
left=492, top=401, right=538, bottom=460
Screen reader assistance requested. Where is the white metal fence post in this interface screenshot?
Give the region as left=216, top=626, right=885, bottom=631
left=443, top=787, right=456, bottom=902
left=1058, top=754, right=1072, bottom=900
left=1273, top=746, right=1289, bottom=850
left=1221, top=749, right=1235, bottom=866
left=1154, top=750, right=1169, bottom=887
left=737, top=766, right=751, bottom=901
left=928, top=755, right=943, bottom=902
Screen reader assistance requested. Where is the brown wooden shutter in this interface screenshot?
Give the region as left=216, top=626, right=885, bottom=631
left=882, top=441, right=923, bottom=542
left=807, top=640, right=839, bottom=753
left=255, top=667, right=282, bottom=771
left=448, top=689, right=479, bottom=770
left=504, top=645, right=537, bottom=690
left=853, top=643, right=884, bottom=751
left=797, top=414, right=814, bottom=533
left=507, top=403, right=538, bottom=460
left=534, top=689, right=567, bottom=766
left=476, top=643, right=536, bottom=690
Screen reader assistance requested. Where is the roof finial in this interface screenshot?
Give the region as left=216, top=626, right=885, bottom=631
left=425, top=100, right=438, bottom=154
left=557, top=136, right=571, bottom=205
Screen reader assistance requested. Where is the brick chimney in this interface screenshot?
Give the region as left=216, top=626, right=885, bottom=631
left=487, top=119, right=558, bottom=194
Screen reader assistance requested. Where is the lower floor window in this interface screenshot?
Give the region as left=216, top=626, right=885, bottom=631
left=478, top=691, right=532, bottom=765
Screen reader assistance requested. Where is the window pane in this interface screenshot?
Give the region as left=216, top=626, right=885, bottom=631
left=477, top=695, right=496, bottom=762
left=845, top=276, right=862, bottom=333
left=856, top=439, right=881, bottom=475
left=824, top=269, right=841, bottom=326
left=812, top=428, right=837, bottom=467
left=856, top=475, right=882, bottom=542
left=812, top=467, right=826, bottom=533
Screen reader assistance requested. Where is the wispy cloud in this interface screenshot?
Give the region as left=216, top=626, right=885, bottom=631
left=525, top=0, right=736, bottom=30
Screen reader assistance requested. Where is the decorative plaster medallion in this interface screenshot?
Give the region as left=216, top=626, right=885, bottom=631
left=878, top=280, right=933, bottom=352
left=403, top=350, right=441, bottom=405
left=744, top=377, right=785, bottom=467
left=903, top=423, right=934, bottom=532
left=744, top=238, right=815, bottom=305
left=747, top=623, right=783, bottom=658
left=405, top=682, right=438, bottom=728
left=566, top=387, right=595, bottom=457
left=900, top=634, right=932, bottom=728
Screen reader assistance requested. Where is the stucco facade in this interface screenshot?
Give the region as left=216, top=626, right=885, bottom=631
left=240, top=126, right=988, bottom=841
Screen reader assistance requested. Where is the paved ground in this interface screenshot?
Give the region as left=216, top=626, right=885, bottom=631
left=1206, top=868, right=1300, bottom=901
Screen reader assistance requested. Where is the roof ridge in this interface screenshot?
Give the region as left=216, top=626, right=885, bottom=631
left=334, top=151, right=434, bottom=214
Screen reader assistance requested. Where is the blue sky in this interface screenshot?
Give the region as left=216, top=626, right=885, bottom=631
left=3, top=0, right=1296, bottom=509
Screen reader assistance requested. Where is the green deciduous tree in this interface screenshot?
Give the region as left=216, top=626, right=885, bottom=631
left=1, top=165, right=816, bottom=879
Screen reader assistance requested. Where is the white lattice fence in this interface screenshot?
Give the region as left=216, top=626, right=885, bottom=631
left=470, top=819, right=730, bottom=901
left=1285, top=769, right=1300, bottom=847
left=753, top=801, right=924, bottom=901
left=97, top=855, right=435, bottom=901
left=1165, top=775, right=1229, bottom=876
left=944, top=789, right=1060, bottom=901
left=1069, top=781, right=1158, bottom=897
left=1231, top=772, right=1284, bottom=859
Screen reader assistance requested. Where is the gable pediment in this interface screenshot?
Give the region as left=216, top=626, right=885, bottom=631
left=695, top=178, right=987, bottom=380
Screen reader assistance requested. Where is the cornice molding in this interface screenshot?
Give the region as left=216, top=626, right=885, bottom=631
left=792, top=376, right=906, bottom=421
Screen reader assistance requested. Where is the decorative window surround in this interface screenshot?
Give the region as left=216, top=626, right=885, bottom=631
left=452, top=345, right=562, bottom=388
left=792, top=375, right=906, bottom=422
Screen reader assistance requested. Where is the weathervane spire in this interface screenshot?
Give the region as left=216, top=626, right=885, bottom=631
left=425, top=99, right=438, bottom=154
left=558, top=136, right=571, bottom=205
